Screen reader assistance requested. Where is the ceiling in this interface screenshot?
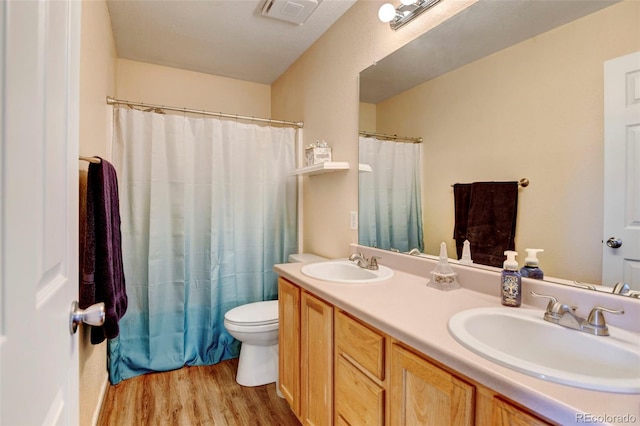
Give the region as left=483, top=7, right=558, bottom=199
left=106, top=0, right=357, bottom=85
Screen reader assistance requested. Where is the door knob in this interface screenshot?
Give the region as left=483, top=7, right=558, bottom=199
left=69, top=301, right=105, bottom=334
left=606, top=237, right=623, bottom=249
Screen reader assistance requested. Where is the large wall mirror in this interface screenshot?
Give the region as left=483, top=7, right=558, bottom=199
left=358, top=0, right=640, bottom=295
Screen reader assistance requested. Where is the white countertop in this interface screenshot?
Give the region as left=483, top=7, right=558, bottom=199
left=274, top=247, right=640, bottom=426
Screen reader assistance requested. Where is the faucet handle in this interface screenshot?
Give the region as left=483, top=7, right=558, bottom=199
left=348, top=252, right=364, bottom=262
left=584, top=306, right=624, bottom=336
left=530, top=291, right=558, bottom=312
left=369, top=256, right=381, bottom=269
left=612, top=282, right=630, bottom=295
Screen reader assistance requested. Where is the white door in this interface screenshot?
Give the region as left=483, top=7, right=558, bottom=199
left=603, top=51, right=640, bottom=290
left=0, top=0, right=81, bottom=424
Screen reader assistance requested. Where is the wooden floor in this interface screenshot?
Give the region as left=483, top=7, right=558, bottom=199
left=98, top=358, right=300, bottom=426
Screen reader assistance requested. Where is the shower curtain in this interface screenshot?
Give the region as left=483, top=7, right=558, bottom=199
left=108, top=108, right=297, bottom=384
left=358, top=136, right=424, bottom=253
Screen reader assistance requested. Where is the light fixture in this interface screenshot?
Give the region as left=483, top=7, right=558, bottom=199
left=378, top=3, right=399, bottom=23
left=378, top=0, right=443, bottom=30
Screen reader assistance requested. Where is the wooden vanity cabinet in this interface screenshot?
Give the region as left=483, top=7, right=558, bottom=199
left=279, top=277, right=553, bottom=426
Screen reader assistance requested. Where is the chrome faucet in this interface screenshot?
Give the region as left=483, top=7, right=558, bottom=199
left=348, top=252, right=380, bottom=270
left=530, top=291, right=624, bottom=336
left=407, top=248, right=421, bottom=256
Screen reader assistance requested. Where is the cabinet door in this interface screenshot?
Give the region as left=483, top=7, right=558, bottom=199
left=492, top=397, right=551, bottom=426
left=390, top=344, right=474, bottom=426
left=278, top=278, right=301, bottom=417
left=301, top=292, right=334, bottom=426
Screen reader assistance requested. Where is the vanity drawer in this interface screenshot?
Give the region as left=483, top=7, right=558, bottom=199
left=335, top=355, right=385, bottom=426
left=335, top=310, right=385, bottom=380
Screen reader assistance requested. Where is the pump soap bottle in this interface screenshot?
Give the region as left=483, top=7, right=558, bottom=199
left=501, top=250, right=521, bottom=307
left=520, top=248, right=544, bottom=279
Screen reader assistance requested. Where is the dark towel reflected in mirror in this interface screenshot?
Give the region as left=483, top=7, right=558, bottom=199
left=453, top=182, right=518, bottom=268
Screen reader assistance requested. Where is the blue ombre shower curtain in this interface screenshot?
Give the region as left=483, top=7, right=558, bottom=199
left=108, top=108, right=297, bottom=384
left=358, top=136, right=424, bottom=252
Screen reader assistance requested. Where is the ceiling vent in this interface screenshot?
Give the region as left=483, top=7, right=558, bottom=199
left=261, top=0, right=320, bottom=25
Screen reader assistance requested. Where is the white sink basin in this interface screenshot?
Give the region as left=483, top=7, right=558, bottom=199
left=301, top=260, right=394, bottom=284
left=448, top=307, right=640, bottom=393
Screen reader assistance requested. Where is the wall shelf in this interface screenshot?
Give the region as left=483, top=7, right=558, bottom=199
left=289, top=161, right=350, bottom=176
left=359, top=163, right=372, bottom=173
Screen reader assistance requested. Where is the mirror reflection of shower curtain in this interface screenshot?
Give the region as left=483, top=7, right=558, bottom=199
left=359, top=136, right=424, bottom=252
left=108, top=108, right=297, bottom=384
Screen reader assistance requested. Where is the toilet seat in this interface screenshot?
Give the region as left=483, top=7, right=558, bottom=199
left=224, top=300, right=278, bottom=327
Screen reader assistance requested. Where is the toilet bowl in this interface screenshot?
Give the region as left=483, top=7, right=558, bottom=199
left=224, top=300, right=279, bottom=387
left=223, top=253, right=327, bottom=389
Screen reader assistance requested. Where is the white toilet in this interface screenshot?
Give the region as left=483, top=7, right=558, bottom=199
left=223, top=253, right=326, bottom=389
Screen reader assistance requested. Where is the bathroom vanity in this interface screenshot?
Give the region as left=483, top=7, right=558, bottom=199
left=274, top=246, right=640, bottom=426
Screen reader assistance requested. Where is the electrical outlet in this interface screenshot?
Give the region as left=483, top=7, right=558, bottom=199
left=350, top=211, right=358, bottom=230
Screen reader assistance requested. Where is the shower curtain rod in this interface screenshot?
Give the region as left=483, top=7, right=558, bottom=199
left=359, top=131, right=422, bottom=143
left=106, top=96, right=304, bottom=129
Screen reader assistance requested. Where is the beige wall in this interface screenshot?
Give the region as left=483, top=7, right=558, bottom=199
left=358, top=102, right=376, bottom=132
left=374, top=1, right=639, bottom=283
left=78, top=1, right=117, bottom=425
left=272, top=0, right=477, bottom=259
left=117, top=59, right=271, bottom=117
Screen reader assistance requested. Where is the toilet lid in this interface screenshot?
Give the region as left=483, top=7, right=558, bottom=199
left=224, top=300, right=278, bottom=326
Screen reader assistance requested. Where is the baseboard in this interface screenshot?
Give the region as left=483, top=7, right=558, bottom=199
left=91, top=373, right=109, bottom=426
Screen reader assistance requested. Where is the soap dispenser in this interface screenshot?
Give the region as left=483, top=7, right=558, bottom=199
left=428, top=242, right=461, bottom=291
left=520, top=248, right=544, bottom=279
left=501, top=250, right=521, bottom=307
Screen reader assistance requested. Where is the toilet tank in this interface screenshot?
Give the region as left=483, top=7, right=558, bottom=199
left=288, top=253, right=327, bottom=263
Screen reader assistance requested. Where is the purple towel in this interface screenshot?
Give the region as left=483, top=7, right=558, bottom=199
left=453, top=181, right=518, bottom=268
left=81, top=158, right=128, bottom=344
